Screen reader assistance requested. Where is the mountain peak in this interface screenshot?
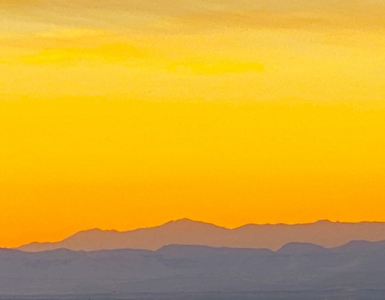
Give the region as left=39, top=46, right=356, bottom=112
left=336, top=240, right=385, bottom=252
left=173, top=218, right=196, bottom=223
left=315, top=220, right=333, bottom=224
left=163, top=218, right=220, bottom=228
left=278, top=243, right=327, bottom=255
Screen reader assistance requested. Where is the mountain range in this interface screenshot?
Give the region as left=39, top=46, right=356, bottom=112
left=19, top=219, right=385, bottom=252
left=2, top=241, right=385, bottom=299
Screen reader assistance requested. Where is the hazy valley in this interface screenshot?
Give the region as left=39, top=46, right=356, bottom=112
left=2, top=239, right=385, bottom=299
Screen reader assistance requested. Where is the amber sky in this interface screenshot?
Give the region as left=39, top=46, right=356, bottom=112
left=1, top=0, right=385, bottom=248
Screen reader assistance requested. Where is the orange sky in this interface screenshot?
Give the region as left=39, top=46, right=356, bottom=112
left=1, top=0, right=385, bottom=248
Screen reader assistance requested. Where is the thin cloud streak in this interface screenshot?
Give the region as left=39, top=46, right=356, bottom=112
left=1, top=0, right=385, bottom=34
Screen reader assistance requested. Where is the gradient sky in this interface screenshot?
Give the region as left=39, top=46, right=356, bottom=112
left=1, top=0, right=385, bottom=248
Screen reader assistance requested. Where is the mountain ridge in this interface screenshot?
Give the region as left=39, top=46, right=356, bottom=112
left=18, top=219, right=385, bottom=252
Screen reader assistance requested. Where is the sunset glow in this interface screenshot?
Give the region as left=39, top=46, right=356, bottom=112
left=1, top=0, right=385, bottom=248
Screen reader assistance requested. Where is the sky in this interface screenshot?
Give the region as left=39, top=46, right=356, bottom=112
left=1, top=0, right=385, bottom=248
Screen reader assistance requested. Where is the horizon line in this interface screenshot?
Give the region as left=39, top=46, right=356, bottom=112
left=14, top=218, right=385, bottom=249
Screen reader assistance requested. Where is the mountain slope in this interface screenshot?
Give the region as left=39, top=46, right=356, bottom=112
left=3, top=242, right=385, bottom=298
left=18, top=219, right=385, bottom=252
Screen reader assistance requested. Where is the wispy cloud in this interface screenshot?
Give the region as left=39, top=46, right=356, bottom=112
left=0, top=0, right=383, bottom=97
left=1, top=0, right=385, bottom=34
left=0, top=24, right=265, bottom=74
left=167, top=59, right=264, bottom=75
left=0, top=28, right=151, bottom=65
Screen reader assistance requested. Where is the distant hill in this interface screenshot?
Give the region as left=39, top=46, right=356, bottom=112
left=3, top=241, right=385, bottom=298
left=18, top=219, right=385, bottom=252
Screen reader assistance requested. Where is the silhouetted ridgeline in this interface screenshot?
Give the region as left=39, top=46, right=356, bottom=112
left=1, top=241, right=385, bottom=299
left=18, top=219, right=385, bottom=252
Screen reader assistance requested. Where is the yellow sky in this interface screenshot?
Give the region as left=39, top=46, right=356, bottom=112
left=1, top=0, right=385, bottom=248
